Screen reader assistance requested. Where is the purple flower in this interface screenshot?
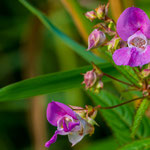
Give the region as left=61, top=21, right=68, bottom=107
left=45, top=101, right=94, bottom=148
left=87, top=29, right=106, bottom=50
left=113, top=7, right=150, bottom=67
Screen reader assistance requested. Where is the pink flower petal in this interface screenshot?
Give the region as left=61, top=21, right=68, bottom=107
left=128, top=46, right=150, bottom=67
left=112, top=47, right=132, bottom=66
left=47, top=101, right=77, bottom=126
left=117, top=7, right=149, bottom=41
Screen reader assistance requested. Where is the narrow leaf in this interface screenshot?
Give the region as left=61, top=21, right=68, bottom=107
left=119, top=138, right=150, bottom=150
left=0, top=64, right=116, bottom=102
left=131, top=99, right=150, bottom=138
left=19, top=0, right=106, bottom=64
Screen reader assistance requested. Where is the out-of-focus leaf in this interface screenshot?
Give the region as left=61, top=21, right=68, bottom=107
left=0, top=63, right=117, bottom=102
left=119, top=138, right=150, bottom=150
left=131, top=99, right=150, bottom=138
left=81, top=137, right=118, bottom=150
left=88, top=91, right=150, bottom=145
left=61, top=0, right=94, bottom=40
left=19, top=0, right=106, bottom=64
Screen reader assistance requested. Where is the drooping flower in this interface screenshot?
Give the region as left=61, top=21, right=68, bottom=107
left=113, top=7, right=150, bottom=67
left=87, top=29, right=106, bottom=50
left=45, top=101, right=95, bottom=148
left=85, top=11, right=97, bottom=22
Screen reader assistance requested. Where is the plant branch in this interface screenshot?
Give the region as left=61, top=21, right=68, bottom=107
left=103, top=73, right=137, bottom=88
left=100, top=97, right=146, bottom=109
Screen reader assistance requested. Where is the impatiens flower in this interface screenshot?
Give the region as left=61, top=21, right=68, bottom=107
left=87, top=29, right=106, bottom=50
left=113, top=7, right=150, bottom=67
left=85, top=11, right=97, bottom=22
left=45, top=101, right=95, bottom=148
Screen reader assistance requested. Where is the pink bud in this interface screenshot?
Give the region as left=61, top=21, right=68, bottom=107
left=82, top=70, right=97, bottom=89
left=85, top=11, right=97, bottom=22
left=87, top=29, right=106, bottom=50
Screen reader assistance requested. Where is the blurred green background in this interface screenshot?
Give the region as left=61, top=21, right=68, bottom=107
left=0, top=0, right=149, bottom=150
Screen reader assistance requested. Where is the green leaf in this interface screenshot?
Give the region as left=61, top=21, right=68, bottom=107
left=19, top=0, right=106, bottom=64
left=119, top=138, right=150, bottom=150
left=131, top=99, right=150, bottom=138
left=81, top=137, right=118, bottom=150
left=88, top=90, right=134, bottom=145
left=88, top=91, right=150, bottom=145
left=0, top=63, right=117, bottom=102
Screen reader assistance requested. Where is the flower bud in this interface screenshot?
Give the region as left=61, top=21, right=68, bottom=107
left=82, top=63, right=104, bottom=93
left=69, top=105, right=99, bottom=126
left=107, top=36, right=120, bottom=53
left=85, top=11, right=97, bottom=22
left=141, top=69, right=150, bottom=78
left=87, top=29, right=106, bottom=50
left=82, top=70, right=97, bottom=89
left=95, top=5, right=105, bottom=20
left=95, top=3, right=109, bottom=20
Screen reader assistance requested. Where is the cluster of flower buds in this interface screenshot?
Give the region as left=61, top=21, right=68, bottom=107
left=45, top=101, right=98, bottom=148
left=85, top=2, right=123, bottom=52
left=82, top=63, right=103, bottom=93
left=85, top=3, right=109, bottom=22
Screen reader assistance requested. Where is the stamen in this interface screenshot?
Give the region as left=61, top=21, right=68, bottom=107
left=129, top=37, right=146, bottom=49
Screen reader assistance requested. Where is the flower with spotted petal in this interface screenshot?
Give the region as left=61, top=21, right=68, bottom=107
left=45, top=101, right=94, bottom=148
left=113, top=7, right=150, bottom=67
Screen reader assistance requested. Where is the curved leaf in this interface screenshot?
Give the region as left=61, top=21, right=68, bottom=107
left=119, top=138, right=150, bottom=150
left=131, top=99, right=150, bottom=138
left=19, top=0, right=105, bottom=64
left=0, top=64, right=116, bottom=102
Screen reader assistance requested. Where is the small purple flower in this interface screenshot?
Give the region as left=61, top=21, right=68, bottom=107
left=87, top=29, right=106, bottom=50
left=45, top=101, right=94, bottom=148
left=113, top=7, right=150, bottom=67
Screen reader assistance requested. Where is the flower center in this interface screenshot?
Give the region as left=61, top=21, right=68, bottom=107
left=127, top=31, right=147, bottom=51
left=129, top=37, right=146, bottom=49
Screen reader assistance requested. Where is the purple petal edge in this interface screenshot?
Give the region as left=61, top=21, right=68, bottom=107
left=117, top=7, right=149, bottom=41
left=112, top=47, right=131, bottom=66
left=47, top=101, right=77, bottom=126
left=128, top=46, right=150, bottom=67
